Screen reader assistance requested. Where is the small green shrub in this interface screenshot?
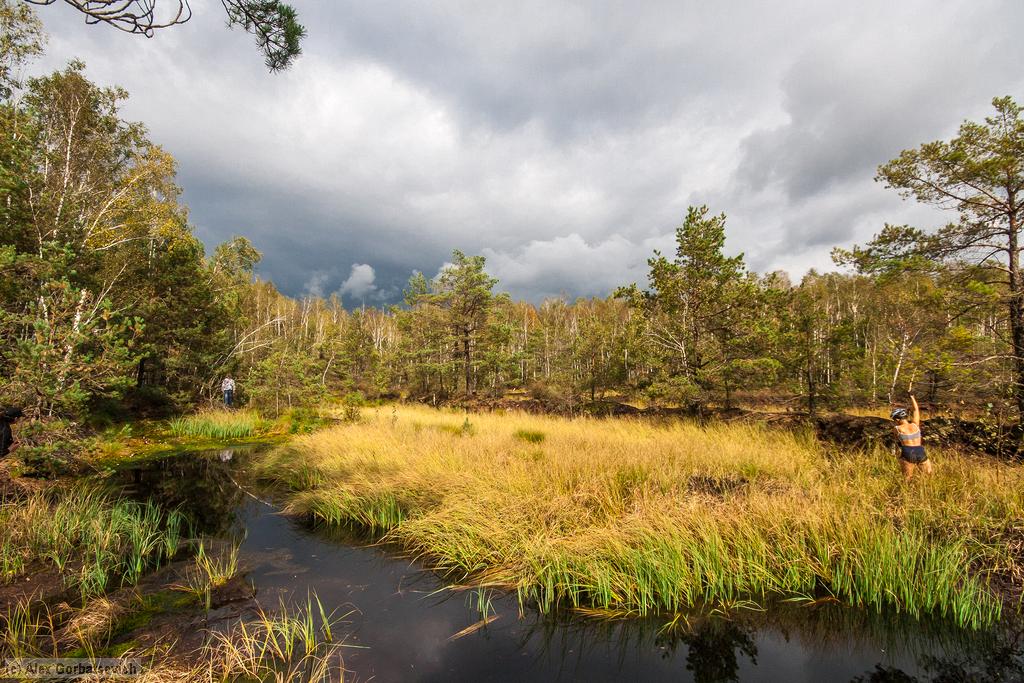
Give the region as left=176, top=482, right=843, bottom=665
left=287, top=407, right=327, bottom=434
left=13, top=418, right=86, bottom=477
left=15, top=447, right=76, bottom=478
left=438, top=417, right=475, bottom=437
left=338, top=392, right=365, bottom=423
left=341, top=392, right=366, bottom=406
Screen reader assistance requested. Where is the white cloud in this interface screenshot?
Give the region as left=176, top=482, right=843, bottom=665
left=338, top=263, right=378, bottom=302
left=302, top=271, right=331, bottom=298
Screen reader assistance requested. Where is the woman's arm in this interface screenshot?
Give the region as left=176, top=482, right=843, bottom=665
left=910, top=394, right=920, bottom=425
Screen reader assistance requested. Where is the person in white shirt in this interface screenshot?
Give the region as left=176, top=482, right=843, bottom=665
left=221, top=376, right=236, bottom=408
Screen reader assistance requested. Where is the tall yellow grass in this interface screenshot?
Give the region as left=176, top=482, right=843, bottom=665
left=258, top=405, right=1024, bottom=628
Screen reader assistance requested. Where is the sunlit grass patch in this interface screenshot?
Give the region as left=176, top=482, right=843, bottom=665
left=258, top=405, right=1024, bottom=629
left=168, top=409, right=271, bottom=441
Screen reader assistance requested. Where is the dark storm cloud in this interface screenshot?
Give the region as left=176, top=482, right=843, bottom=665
left=28, top=1, right=1024, bottom=303
left=732, top=2, right=1024, bottom=259
left=738, top=10, right=1024, bottom=202
left=178, top=168, right=445, bottom=299
left=302, top=1, right=793, bottom=138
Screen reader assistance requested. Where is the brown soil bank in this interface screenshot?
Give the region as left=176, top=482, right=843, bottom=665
left=432, top=396, right=1023, bottom=461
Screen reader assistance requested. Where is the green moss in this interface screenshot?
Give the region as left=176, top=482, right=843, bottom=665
left=139, top=589, right=199, bottom=613
left=105, top=641, right=139, bottom=657
left=103, top=590, right=200, bottom=645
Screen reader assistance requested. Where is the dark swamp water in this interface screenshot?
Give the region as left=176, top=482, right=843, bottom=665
left=113, top=447, right=1024, bottom=682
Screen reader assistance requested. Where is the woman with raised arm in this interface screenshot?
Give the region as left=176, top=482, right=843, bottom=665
left=890, top=395, right=932, bottom=480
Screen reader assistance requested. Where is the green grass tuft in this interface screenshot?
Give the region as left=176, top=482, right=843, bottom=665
left=513, top=429, right=546, bottom=444
left=168, top=409, right=270, bottom=440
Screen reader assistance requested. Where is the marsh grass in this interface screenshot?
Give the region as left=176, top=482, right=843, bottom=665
left=1, top=598, right=60, bottom=658
left=0, top=488, right=344, bottom=680
left=168, top=409, right=271, bottom=440
left=259, top=405, right=1024, bottom=629
left=2, top=591, right=138, bottom=660
left=0, top=490, right=183, bottom=601
left=174, top=540, right=242, bottom=610
left=1, top=592, right=348, bottom=683
left=198, top=594, right=349, bottom=682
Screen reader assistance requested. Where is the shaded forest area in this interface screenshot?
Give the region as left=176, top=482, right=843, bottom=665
left=3, top=3, right=1023, bottom=433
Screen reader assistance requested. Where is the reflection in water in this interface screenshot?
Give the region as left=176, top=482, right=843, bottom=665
left=658, top=620, right=757, bottom=683
left=113, top=449, right=1024, bottom=682
left=115, top=447, right=251, bottom=536
left=850, top=625, right=1024, bottom=682
left=513, top=604, right=1024, bottom=682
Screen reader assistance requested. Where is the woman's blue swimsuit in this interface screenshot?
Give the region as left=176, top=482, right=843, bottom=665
left=898, top=429, right=927, bottom=463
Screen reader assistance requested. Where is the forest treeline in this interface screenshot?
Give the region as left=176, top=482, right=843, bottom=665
left=2, top=3, right=1023, bottom=424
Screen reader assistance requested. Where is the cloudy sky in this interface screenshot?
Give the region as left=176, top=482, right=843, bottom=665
left=30, top=1, right=1024, bottom=304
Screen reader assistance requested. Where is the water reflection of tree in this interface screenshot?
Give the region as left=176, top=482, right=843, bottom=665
left=114, top=449, right=254, bottom=536
left=850, top=624, right=1024, bottom=682
left=760, top=601, right=984, bottom=660
left=513, top=601, right=1022, bottom=682
left=516, top=609, right=661, bottom=675
left=657, top=620, right=757, bottom=683
left=515, top=611, right=757, bottom=681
